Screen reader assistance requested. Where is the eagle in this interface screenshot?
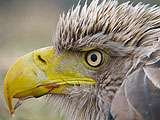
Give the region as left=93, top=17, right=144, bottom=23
left=3, top=0, right=160, bottom=120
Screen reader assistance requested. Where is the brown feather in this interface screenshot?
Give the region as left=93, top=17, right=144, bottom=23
left=50, top=1, right=160, bottom=120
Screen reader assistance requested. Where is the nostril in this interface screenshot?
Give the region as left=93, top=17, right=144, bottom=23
left=38, top=55, right=47, bottom=65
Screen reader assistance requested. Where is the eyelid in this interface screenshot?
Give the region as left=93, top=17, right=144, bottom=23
left=80, top=47, right=97, bottom=52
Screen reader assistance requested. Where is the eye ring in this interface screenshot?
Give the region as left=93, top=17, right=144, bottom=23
left=83, top=49, right=106, bottom=68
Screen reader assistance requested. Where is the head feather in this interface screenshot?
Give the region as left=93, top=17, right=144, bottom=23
left=54, top=0, right=160, bottom=52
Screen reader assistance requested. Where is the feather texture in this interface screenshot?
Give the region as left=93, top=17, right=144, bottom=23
left=50, top=0, right=160, bottom=120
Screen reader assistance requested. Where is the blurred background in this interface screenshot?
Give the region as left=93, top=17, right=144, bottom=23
left=0, top=0, right=159, bottom=120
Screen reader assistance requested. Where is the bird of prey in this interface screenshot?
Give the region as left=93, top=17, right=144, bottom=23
left=3, top=0, right=160, bottom=120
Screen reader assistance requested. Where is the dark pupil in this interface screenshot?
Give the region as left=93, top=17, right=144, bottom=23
left=91, top=54, right=97, bottom=62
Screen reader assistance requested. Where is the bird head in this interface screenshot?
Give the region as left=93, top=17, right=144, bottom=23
left=4, top=0, right=160, bottom=120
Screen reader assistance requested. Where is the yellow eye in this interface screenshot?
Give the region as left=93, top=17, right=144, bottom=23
left=84, top=49, right=106, bottom=68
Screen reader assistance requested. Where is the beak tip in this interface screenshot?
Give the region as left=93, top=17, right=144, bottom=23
left=11, top=112, right=15, bottom=118
left=3, top=79, right=15, bottom=117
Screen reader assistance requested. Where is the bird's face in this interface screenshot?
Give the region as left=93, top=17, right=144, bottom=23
left=4, top=40, right=133, bottom=117
left=4, top=16, right=135, bottom=117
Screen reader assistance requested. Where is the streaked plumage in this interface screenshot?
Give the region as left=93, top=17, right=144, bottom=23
left=53, top=1, right=160, bottom=119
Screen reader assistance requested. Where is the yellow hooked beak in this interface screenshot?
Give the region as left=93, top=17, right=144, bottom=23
left=4, top=46, right=95, bottom=116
